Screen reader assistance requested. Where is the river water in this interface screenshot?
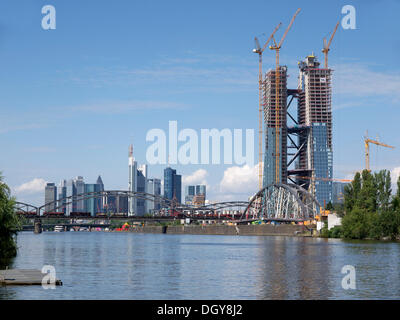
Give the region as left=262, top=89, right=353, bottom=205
left=1, top=231, right=399, bottom=299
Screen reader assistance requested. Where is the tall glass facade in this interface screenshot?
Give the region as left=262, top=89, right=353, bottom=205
left=164, top=167, right=182, bottom=204
left=312, top=123, right=333, bottom=206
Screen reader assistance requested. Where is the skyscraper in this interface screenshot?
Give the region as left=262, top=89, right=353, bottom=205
left=66, top=179, right=76, bottom=215
left=195, top=185, right=206, bottom=198
left=263, top=66, right=288, bottom=187
left=185, top=185, right=195, bottom=204
left=84, top=176, right=104, bottom=217
left=74, top=176, right=85, bottom=212
left=297, top=55, right=333, bottom=205
left=185, top=185, right=206, bottom=205
left=136, top=164, right=148, bottom=215
left=58, top=180, right=67, bottom=214
left=147, top=178, right=161, bottom=213
left=44, top=183, right=57, bottom=212
left=164, top=167, right=181, bottom=204
left=128, top=144, right=137, bottom=216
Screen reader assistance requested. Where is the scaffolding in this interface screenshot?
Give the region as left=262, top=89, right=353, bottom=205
left=263, top=66, right=288, bottom=187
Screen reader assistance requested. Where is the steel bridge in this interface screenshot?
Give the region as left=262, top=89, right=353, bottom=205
left=15, top=186, right=320, bottom=223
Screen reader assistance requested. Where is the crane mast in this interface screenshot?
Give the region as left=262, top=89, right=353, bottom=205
left=269, top=8, right=301, bottom=184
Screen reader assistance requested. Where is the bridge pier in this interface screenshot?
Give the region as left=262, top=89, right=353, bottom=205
left=34, top=218, right=42, bottom=234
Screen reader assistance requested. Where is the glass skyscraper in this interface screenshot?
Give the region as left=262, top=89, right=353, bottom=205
left=164, top=167, right=182, bottom=204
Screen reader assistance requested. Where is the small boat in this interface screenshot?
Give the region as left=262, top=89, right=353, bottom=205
left=54, top=226, right=64, bottom=232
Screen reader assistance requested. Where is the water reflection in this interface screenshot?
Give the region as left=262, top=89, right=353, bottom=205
left=0, top=232, right=399, bottom=299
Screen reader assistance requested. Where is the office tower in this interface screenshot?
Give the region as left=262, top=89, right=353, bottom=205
left=195, top=185, right=206, bottom=198
left=147, top=178, right=161, bottom=213
left=128, top=144, right=137, bottom=216
left=173, top=174, right=182, bottom=204
left=263, top=66, right=288, bottom=187
left=185, top=185, right=195, bottom=205
left=58, top=180, right=67, bottom=214
left=66, top=179, right=76, bottom=215
left=95, top=175, right=104, bottom=213
left=84, top=182, right=103, bottom=216
left=185, top=185, right=206, bottom=205
left=164, top=167, right=181, bottom=204
left=44, top=183, right=57, bottom=212
left=136, top=164, right=147, bottom=215
left=74, top=176, right=85, bottom=212
left=297, top=55, right=333, bottom=205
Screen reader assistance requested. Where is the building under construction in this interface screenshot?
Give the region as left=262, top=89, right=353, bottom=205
left=262, top=55, right=333, bottom=207
left=263, top=66, right=288, bottom=187
left=295, top=55, right=333, bottom=205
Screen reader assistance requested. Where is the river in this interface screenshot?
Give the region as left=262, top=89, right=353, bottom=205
left=1, top=231, right=399, bottom=299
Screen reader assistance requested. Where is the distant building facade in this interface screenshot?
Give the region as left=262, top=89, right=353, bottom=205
left=44, top=183, right=57, bottom=212
left=185, top=184, right=206, bottom=205
left=164, top=167, right=182, bottom=204
left=147, top=178, right=161, bottom=213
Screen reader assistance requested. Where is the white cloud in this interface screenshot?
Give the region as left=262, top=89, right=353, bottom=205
left=182, top=169, right=208, bottom=186
left=14, top=178, right=47, bottom=195
left=219, top=163, right=260, bottom=195
left=334, top=63, right=400, bottom=100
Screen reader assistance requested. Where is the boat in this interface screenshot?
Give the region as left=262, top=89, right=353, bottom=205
left=54, top=225, right=64, bottom=232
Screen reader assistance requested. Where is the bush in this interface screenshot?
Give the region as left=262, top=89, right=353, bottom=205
left=0, top=173, right=20, bottom=261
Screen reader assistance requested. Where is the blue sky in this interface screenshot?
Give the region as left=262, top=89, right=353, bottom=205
left=1, top=0, right=400, bottom=206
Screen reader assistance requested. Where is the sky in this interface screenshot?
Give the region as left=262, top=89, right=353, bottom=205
left=1, top=0, right=400, bottom=206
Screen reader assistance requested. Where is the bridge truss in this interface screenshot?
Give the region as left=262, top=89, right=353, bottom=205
left=240, top=183, right=320, bottom=222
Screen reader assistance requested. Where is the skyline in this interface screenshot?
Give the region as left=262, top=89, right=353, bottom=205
left=1, top=0, right=400, bottom=206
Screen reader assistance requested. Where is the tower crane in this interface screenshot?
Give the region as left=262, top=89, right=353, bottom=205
left=269, top=8, right=301, bottom=183
left=364, top=131, right=395, bottom=171
left=253, top=22, right=282, bottom=190
left=322, top=20, right=340, bottom=69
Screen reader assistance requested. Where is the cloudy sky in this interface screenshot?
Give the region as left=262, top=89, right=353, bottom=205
left=1, top=0, right=400, bottom=206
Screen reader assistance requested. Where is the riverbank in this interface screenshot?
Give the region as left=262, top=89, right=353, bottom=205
left=126, top=224, right=307, bottom=236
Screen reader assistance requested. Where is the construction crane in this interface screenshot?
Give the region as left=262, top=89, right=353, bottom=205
left=292, top=176, right=351, bottom=183
left=364, top=131, right=395, bottom=171
left=321, top=20, right=340, bottom=69
left=253, top=23, right=282, bottom=190
left=269, top=8, right=301, bottom=184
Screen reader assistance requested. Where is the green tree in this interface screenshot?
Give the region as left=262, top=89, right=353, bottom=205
left=374, top=170, right=392, bottom=213
left=0, top=173, right=20, bottom=261
left=344, top=172, right=361, bottom=213
left=341, top=208, right=371, bottom=239
left=378, top=210, right=400, bottom=240
left=358, top=169, right=377, bottom=212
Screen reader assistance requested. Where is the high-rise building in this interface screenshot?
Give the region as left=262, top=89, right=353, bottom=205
left=147, top=178, right=161, bottom=213
left=185, top=185, right=195, bottom=204
left=74, top=176, right=85, bottom=212
left=164, top=167, right=181, bottom=204
left=297, top=55, right=333, bottom=205
left=66, top=179, right=76, bottom=215
left=44, top=183, right=57, bottom=212
left=185, top=185, right=206, bottom=205
left=128, top=145, right=149, bottom=216
left=263, top=66, right=288, bottom=187
left=136, top=164, right=148, bottom=215
left=58, top=180, right=67, bottom=213
left=195, top=185, right=206, bottom=198
left=128, top=145, right=138, bottom=216
left=84, top=177, right=104, bottom=217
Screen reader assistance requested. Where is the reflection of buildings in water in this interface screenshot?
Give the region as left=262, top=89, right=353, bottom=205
left=255, top=236, right=333, bottom=299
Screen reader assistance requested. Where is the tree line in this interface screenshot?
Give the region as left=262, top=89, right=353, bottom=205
left=0, top=173, right=20, bottom=265
left=324, top=169, right=400, bottom=240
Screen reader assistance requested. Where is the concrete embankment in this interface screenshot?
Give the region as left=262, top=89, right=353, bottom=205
left=129, top=224, right=305, bottom=236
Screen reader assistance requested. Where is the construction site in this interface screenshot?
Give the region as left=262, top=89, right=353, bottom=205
left=247, top=8, right=395, bottom=222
